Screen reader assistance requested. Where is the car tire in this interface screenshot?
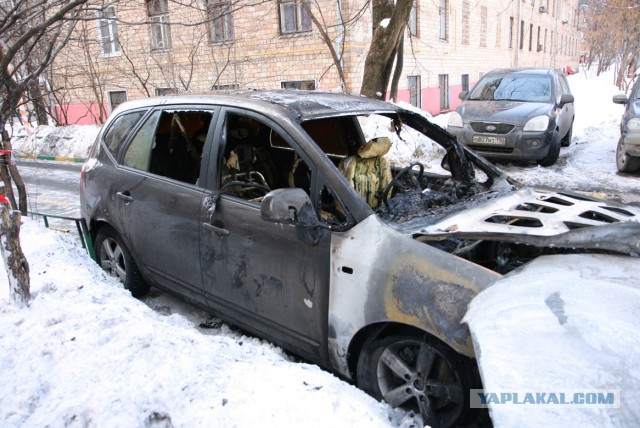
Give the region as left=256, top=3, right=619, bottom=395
left=616, top=137, right=640, bottom=173
left=538, top=130, right=561, bottom=167
left=94, top=225, right=149, bottom=297
left=356, top=333, right=481, bottom=428
left=560, top=122, right=573, bottom=147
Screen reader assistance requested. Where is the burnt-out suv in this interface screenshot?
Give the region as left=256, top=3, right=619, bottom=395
left=80, top=91, right=640, bottom=427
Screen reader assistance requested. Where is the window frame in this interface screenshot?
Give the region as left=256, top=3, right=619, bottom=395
left=407, top=75, right=421, bottom=108
left=207, top=0, right=235, bottom=43
left=96, top=5, right=120, bottom=57
left=108, top=90, right=128, bottom=113
left=147, top=0, right=172, bottom=51
left=278, top=0, right=312, bottom=35
left=438, top=0, right=448, bottom=41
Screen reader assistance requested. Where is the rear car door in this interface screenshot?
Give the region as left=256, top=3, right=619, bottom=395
left=199, top=108, right=335, bottom=362
left=116, top=106, right=217, bottom=304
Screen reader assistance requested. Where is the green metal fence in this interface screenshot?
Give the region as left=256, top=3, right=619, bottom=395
left=28, top=211, right=96, bottom=261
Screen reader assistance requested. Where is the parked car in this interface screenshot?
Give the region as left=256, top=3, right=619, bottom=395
left=81, top=91, right=639, bottom=428
left=447, top=67, right=575, bottom=166
left=612, top=78, right=640, bottom=173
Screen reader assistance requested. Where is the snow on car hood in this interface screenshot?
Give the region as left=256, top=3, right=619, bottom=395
left=412, top=187, right=640, bottom=254
left=457, top=100, right=552, bottom=125
left=464, top=253, right=640, bottom=427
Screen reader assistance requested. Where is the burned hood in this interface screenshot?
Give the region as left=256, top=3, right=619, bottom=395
left=409, top=187, right=640, bottom=254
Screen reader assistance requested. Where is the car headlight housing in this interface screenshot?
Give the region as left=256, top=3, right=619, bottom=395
left=448, top=111, right=463, bottom=128
left=523, top=115, right=549, bottom=132
left=627, top=118, right=640, bottom=132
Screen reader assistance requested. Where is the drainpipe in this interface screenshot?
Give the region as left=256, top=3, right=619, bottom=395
left=336, top=0, right=345, bottom=91
left=516, top=0, right=521, bottom=67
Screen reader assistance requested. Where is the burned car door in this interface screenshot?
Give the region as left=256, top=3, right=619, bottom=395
left=117, top=107, right=216, bottom=304
left=199, top=109, right=332, bottom=362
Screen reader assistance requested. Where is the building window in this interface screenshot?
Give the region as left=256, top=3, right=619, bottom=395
left=461, top=0, right=470, bottom=45
left=97, top=6, right=120, bottom=56
left=438, top=74, right=449, bottom=111
left=281, top=80, right=316, bottom=90
left=528, top=23, right=533, bottom=51
left=279, top=0, right=312, bottom=35
left=544, top=29, right=547, bottom=52
left=108, top=90, right=127, bottom=112
left=508, top=17, right=514, bottom=48
left=208, top=0, right=234, bottom=43
left=461, top=74, right=469, bottom=92
left=408, top=75, right=421, bottom=108
left=212, top=83, right=240, bottom=90
left=536, top=26, right=541, bottom=51
left=147, top=0, right=171, bottom=50
left=439, top=0, right=447, bottom=41
left=155, top=87, right=178, bottom=96
left=480, top=6, right=487, bottom=47
left=409, top=1, right=418, bottom=36
left=519, top=20, right=524, bottom=50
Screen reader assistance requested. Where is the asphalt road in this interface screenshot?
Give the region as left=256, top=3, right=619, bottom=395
left=14, top=159, right=83, bottom=232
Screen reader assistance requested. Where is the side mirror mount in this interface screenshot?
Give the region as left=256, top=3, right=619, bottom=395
left=559, top=93, right=574, bottom=106
left=612, top=94, right=629, bottom=105
left=261, top=188, right=323, bottom=245
left=458, top=91, right=468, bottom=100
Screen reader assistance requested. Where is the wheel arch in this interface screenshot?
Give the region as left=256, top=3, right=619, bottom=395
left=346, top=322, right=469, bottom=381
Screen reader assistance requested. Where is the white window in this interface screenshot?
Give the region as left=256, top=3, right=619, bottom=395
left=97, top=6, right=120, bottom=56
left=409, top=1, right=418, bottom=36
left=408, top=76, right=421, bottom=108
left=438, top=0, right=447, bottom=41
left=208, top=0, right=234, bottom=43
left=279, top=0, right=312, bottom=34
left=438, top=74, right=449, bottom=110
left=147, top=0, right=171, bottom=50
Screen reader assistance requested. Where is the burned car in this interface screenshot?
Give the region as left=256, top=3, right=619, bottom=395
left=80, top=91, right=640, bottom=427
left=447, top=68, right=575, bottom=166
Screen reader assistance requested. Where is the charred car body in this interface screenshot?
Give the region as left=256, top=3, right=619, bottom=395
left=80, top=91, right=640, bottom=427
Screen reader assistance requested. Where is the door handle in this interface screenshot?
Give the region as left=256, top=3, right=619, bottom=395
left=116, top=191, right=134, bottom=203
left=203, top=222, right=230, bottom=236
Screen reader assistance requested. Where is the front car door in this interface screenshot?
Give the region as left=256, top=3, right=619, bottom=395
left=199, top=108, right=335, bottom=362
left=556, top=73, right=575, bottom=136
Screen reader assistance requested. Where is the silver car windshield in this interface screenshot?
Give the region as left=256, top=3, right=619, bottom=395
left=468, top=75, right=552, bottom=102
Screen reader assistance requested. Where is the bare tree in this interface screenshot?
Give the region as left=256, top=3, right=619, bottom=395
left=0, top=0, right=91, bottom=305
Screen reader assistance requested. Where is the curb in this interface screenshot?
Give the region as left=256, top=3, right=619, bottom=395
left=16, top=154, right=86, bottom=163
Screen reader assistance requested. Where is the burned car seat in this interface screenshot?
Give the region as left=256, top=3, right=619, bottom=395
left=338, top=137, right=393, bottom=209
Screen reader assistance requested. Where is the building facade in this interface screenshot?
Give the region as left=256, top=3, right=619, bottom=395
left=51, top=0, right=582, bottom=124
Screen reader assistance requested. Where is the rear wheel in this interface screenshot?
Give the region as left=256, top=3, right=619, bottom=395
left=538, top=130, right=561, bottom=167
left=94, top=225, right=149, bottom=297
left=357, top=334, right=481, bottom=428
left=616, top=137, right=640, bottom=173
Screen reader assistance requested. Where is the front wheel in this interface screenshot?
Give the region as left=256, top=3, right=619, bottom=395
left=561, top=123, right=573, bottom=147
left=357, top=334, right=481, bottom=428
left=616, top=137, right=640, bottom=173
left=94, top=225, right=149, bottom=297
left=538, top=130, right=561, bottom=167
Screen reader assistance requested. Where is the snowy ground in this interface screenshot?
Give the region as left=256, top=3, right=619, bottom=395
left=1, top=65, right=639, bottom=428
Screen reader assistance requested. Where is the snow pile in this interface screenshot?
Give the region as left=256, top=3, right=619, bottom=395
left=0, top=220, right=417, bottom=428
left=11, top=125, right=99, bottom=159
left=465, top=254, right=640, bottom=427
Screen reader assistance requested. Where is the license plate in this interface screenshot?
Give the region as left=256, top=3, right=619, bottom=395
left=472, top=135, right=506, bottom=145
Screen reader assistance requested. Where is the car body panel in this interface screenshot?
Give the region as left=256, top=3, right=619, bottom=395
left=613, top=79, right=640, bottom=156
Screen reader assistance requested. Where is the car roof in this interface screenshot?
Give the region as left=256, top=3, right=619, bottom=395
left=111, top=90, right=400, bottom=122
left=482, top=67, right=562, bottom=77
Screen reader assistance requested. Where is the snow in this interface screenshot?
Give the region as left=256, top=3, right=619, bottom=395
left=464, top=254, right=640, bottom=427
left=0, top=221, right=415, bottom=427
left=1, top=65, right=639, bottom=427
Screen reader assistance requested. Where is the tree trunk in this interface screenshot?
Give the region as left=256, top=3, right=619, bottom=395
left=0, top=206, right=30, bottom=306
left=360, top=0, right=413, bottom=100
